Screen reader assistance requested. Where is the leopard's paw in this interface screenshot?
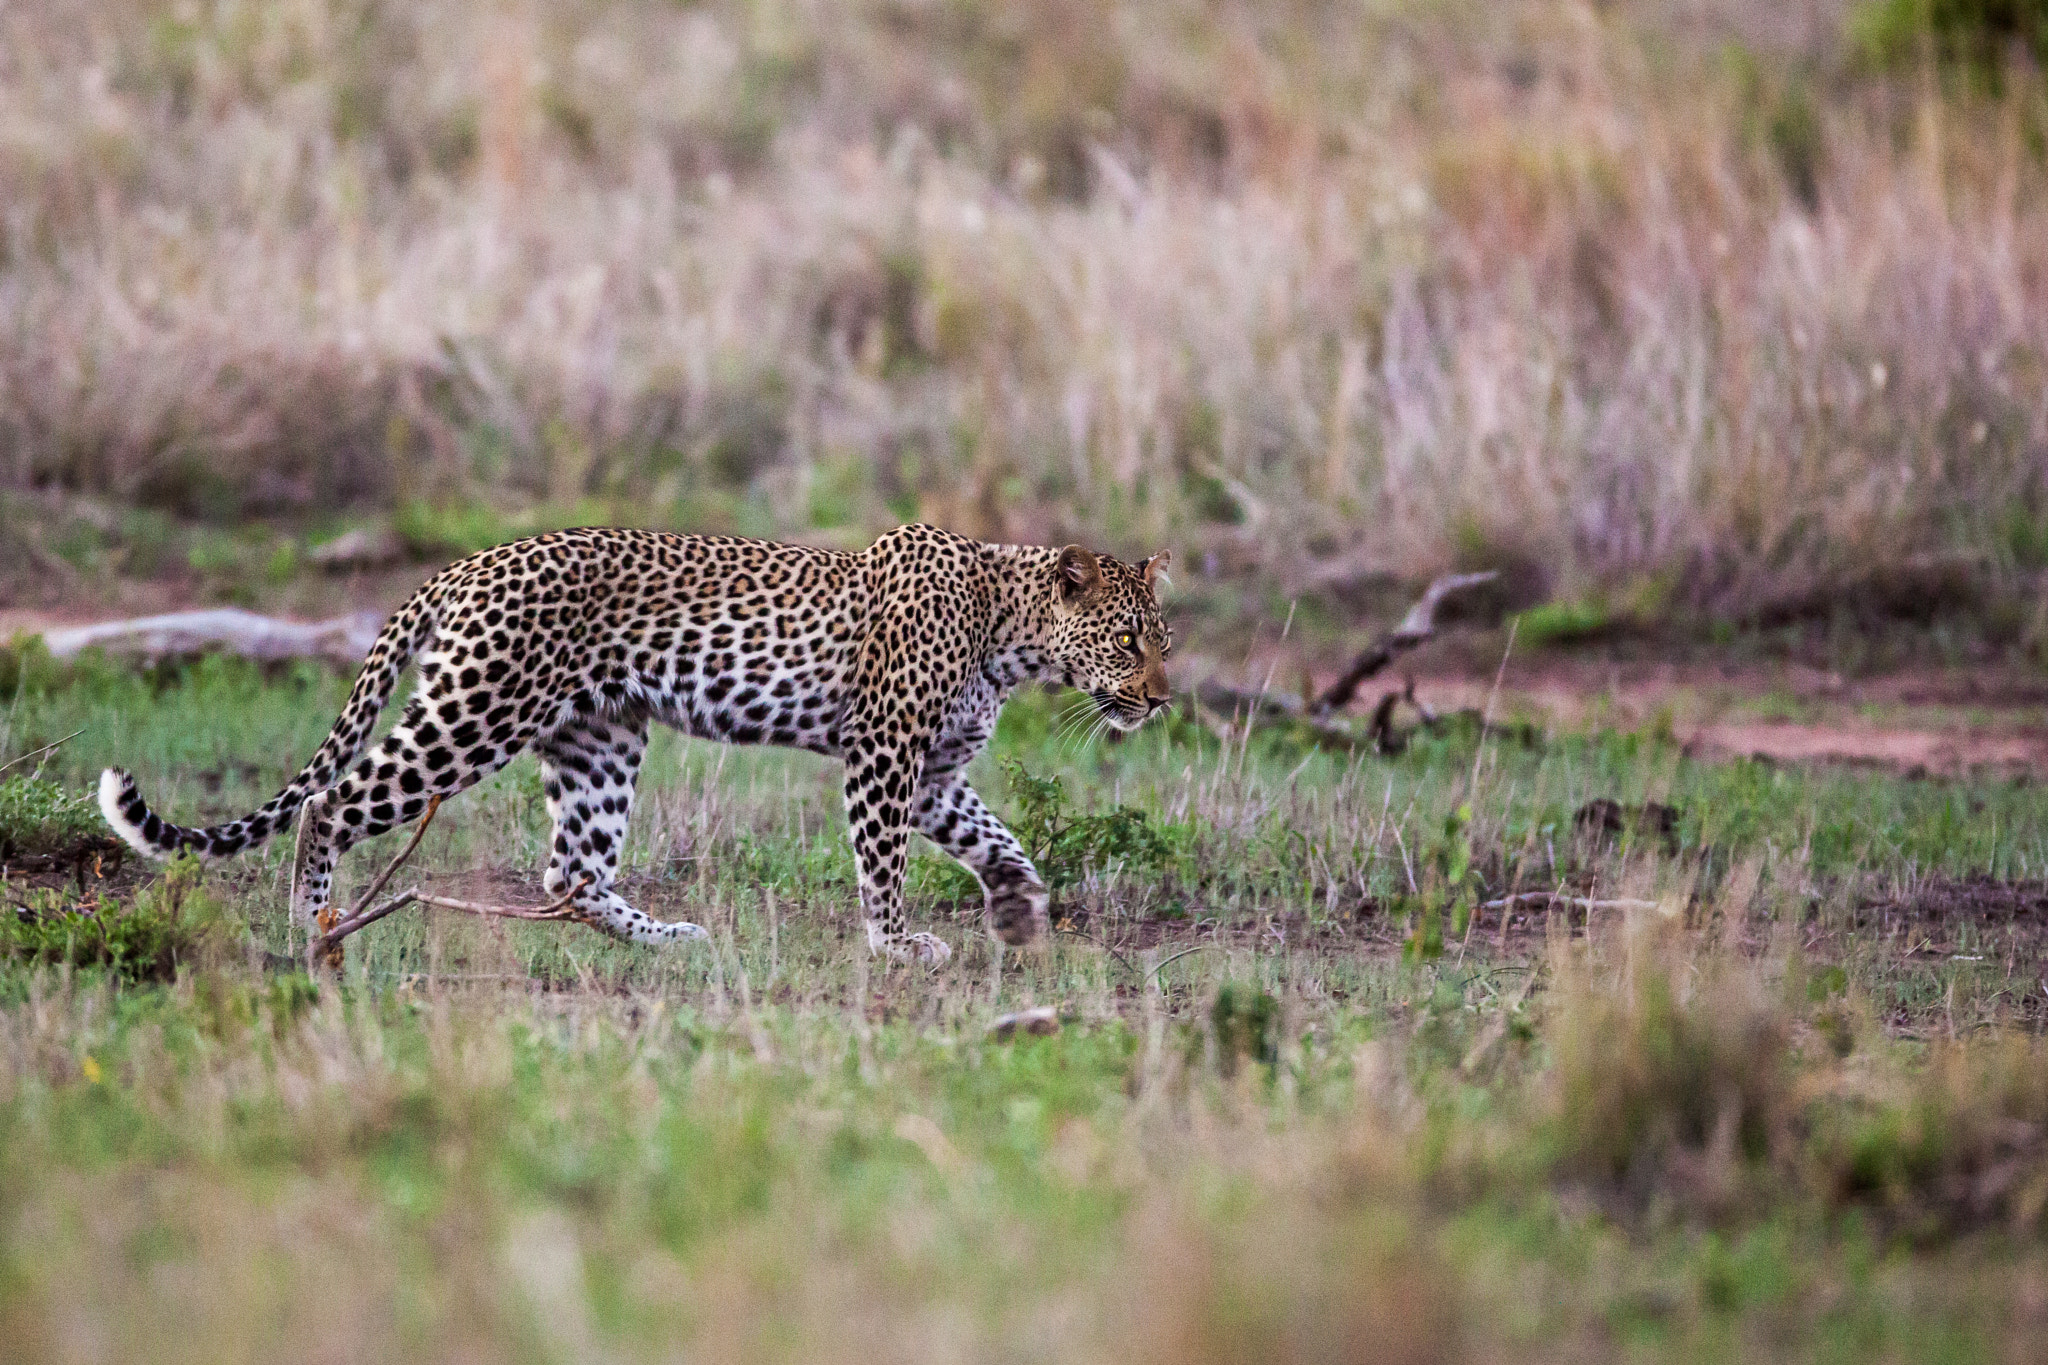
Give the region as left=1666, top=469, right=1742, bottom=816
left=904, top=932, right=953, bottom=965
left=988, top=882, right=1051, bottom=946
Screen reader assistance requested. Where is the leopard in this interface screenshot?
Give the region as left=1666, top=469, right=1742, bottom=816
left=97, top=523, right=1174, bottom=964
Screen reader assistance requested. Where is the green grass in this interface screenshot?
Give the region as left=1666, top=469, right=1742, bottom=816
left=0, top=775, right=108, bottom=865
left=0, top=855, right=241, bottom=983
left=2, top=656, right=2048, bottom=1360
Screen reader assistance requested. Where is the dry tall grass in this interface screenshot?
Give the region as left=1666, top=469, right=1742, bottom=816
left=2, top=0, right=2045, bottom=616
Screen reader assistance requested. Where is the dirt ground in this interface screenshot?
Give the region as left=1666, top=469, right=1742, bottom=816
left=1199, top=647, right=2048, bottom=779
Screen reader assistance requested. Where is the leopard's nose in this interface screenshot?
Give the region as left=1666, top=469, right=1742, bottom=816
left=1145, top=693, right=1170, bottom=713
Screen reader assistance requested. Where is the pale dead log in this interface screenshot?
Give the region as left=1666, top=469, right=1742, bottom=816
left=42, top=609, right=384, bottom=667
left=1478, top=893, right=1660, bottom=912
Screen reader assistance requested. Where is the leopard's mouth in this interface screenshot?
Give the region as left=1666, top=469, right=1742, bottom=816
left=1091, top=690, right=1163, bottom=732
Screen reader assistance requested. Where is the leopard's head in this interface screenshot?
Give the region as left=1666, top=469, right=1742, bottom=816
left=1046, top=546, right=1174, bottom=732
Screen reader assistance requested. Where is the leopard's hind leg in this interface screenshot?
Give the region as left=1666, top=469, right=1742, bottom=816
left=538, top=716, right=707, bottom=944
left=291, top=689, right=537, bottom=951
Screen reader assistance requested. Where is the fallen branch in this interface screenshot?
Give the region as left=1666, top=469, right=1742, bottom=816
left=1193, top=570, right=1497, bottom=724
left=308, top=882, right=595, bottom=969
left=301, top=794, right=593, bottom=968
left=42, top=609, right=384, bottom=667
left=1311, top=570, right=1498, bottom=717
left=336, top=795, right=444, bottom=932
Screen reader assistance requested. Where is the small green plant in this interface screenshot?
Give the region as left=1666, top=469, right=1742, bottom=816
left=1401, top=803, right=1478, bottom=963
left=998, top=757, right=1170, bottom=891
left=0, top=776, right=117, bottom=871
left=1509, top=599, right=1615, bottom=649
left=1, top=854, right=241, bottom=983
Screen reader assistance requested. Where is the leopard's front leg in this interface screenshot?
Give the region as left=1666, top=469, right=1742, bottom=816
left=841, top=719, right=952, bottom=965
left=913, top=771, right=1049, bottom=946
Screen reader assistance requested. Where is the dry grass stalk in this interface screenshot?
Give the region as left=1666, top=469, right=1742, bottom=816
left=0, top=2, right=2040, bottom=617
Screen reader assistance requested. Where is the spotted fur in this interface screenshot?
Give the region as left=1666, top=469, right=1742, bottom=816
left=99, top=525, right=1173, bottom=961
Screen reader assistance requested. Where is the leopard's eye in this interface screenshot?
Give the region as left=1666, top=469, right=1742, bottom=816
left=1116, top=631, right=1136, bottom=652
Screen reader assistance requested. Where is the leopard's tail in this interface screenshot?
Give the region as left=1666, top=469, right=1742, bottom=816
left=99, top=586, right=442, bottom=862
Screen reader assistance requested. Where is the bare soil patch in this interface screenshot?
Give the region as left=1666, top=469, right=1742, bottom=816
left=1683, top=721, right=2048, bottom=778
left=1194, top=648, right=2048, bottom=777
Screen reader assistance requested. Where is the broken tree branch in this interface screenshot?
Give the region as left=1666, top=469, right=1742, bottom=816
left=303, top=794, right=441, bottom=968
left=1310, top=570, right=1497, bottom=717
left=307, top=879, right=595, bottom=968
left=1192, top=570, right=1498, bottom=725
left=302, top=794, right=597, bottom=968
left=351, top=795, right=443, bottom=920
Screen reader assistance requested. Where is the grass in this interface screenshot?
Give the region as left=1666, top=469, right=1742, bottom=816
left=0, top=854, right=240, bottom=983
left=2, top=655, right=2048, bottom=1358
left=0, top=775, right=108, bottom=867
left=4, top=0, right=2047, bottom=1350
left=2, top=0, right=2048, bottom=637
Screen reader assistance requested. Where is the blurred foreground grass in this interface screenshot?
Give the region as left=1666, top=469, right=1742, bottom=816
left=2, top=656, right=2048, bottom=1359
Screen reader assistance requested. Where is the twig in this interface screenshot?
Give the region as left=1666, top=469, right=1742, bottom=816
left=304, top=797, right=442, bottom=965
left=299, top=792, right=437, bottom=965
left=310, top=876, right=593, bottom=964
left=412, top=884, right=591, bottom=921
left=1150, top=943, right=1213, bottom=980
left=1054, top=925, right=1139, bottom=979
left=1479, top=893, right=1659, bottom=913
left=303, top=795, right=594, bottom=965
left=350, top=795, right=442, bottom=921
left=0, top=730, right=85, bottom=779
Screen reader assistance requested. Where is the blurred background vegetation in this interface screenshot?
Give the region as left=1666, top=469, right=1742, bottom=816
left=1, top=0, right=2046, bottom=645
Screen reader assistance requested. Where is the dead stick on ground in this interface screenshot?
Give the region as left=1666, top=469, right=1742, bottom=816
left=1310, top=570, right=1498, bottom=717
left=350, top=795, right=443, bottom=921
left=1193, top=570, right=1498, bottom=723
left=303, top=795, right=442, bottom=967
left=1479, top=893, right=1660, bottom=913
left=310, top=880, right=595, bottom=966
left=304, top=794, right=592, bottom=965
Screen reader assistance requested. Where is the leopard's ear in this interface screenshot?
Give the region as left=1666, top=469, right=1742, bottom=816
left=1056, top=545, right=1102, bottom=602
left=1141, top=550, right=1172, bottom=589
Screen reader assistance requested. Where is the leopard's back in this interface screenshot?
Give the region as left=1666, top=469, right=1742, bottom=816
left=427, top=527, right=870, bottom=754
